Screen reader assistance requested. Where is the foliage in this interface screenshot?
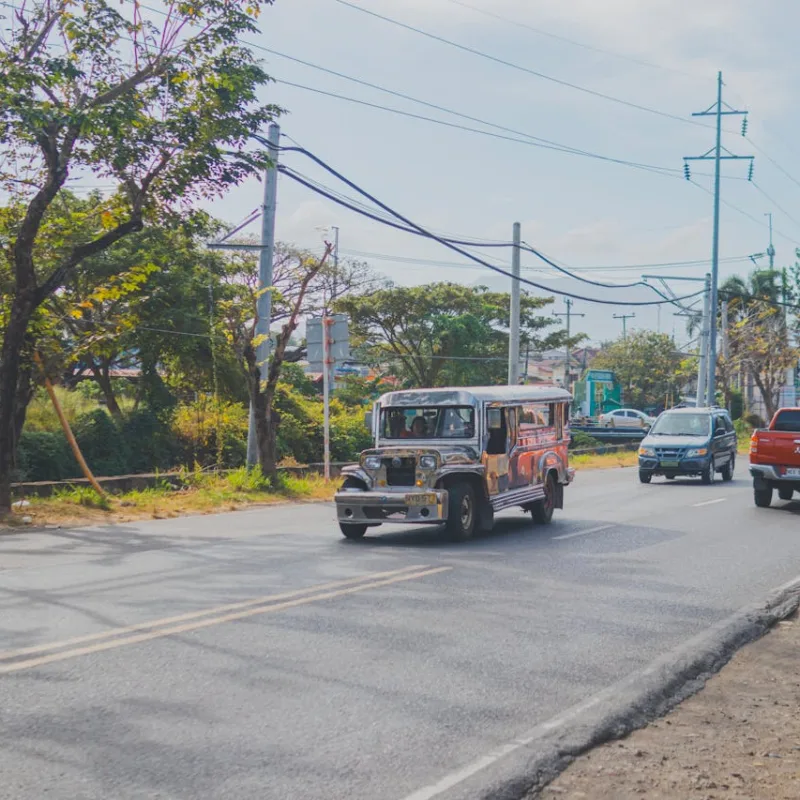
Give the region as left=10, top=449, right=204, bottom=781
left=51, top=485, right=111, bottom=510
left=337, top=282, right=572, bottom=387
left=0, top=0, right=281, bottom=509
left=173, top=396, right=248, bottom=468
left=592, top=331, right=689, bottom=410
left=569, top=431, right=602, bottom=450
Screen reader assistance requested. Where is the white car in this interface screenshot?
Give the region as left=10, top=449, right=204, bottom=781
left=599, top=408, right=656, bottom=429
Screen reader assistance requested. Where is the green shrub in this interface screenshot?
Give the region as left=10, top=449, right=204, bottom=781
left=72, top=410, right=131, bottom=477
left=728, top=389, right=744, bottom=421
left=225, top=465, right=269, bottom=493
left=16, top=431, right=76, bottom=482
left=51, top=485, right=111, bottom=510
left=569, top=430, right=602, bottom=450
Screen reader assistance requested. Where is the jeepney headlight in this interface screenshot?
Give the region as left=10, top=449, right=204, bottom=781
left=364, top=456, right=382, bottom=470
left=419, top=455, right=437, bottom=470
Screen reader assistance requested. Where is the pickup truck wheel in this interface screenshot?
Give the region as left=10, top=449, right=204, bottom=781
left=701, top=462, right=715, bottom=485
left=639, top=470, right=652, bottom=484
left=778, top=487, right=794, bottom=501
left=531, top=473, right=556, bottom=524
left=721, top=456, right=735, bottom=482
left=754, top=486, right=773, bottom=508
left=446, top=482, right=476, bottom=541
left=339, top=523, right=368, bottom=539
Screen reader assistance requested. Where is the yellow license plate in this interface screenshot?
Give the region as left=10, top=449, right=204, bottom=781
left=405, top=493, right=437, bottom=506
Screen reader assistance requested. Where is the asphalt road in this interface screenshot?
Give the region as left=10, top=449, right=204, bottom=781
left=0, top=468, right=798, bottom=800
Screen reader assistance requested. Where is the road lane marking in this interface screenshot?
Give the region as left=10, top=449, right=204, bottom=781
left=0, top=564, right=431, bottom=662
left=552, top=524, right=614, bottom=541
left=0, top=566, right=452, bottom=674
left=692, top=498, right=727, bottom=507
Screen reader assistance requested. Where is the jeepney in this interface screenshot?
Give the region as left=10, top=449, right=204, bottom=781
left=335, top=385, right=574, bottom=541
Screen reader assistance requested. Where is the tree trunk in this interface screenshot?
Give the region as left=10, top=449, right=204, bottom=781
left=93, top=361, right=122, bottom=419
left=245, top=344, right=279, bottom=482
left=0, top=293, right=36, bottom=512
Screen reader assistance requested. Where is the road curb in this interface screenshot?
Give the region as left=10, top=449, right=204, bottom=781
left=415, top=576, right=800, bottom=800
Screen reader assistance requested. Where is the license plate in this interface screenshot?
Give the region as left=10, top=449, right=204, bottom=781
left=405, top=493, right=437, bottom=506
left=786, top=468, right=800, bottom=477
left=660, top=460, right=680, bottom=468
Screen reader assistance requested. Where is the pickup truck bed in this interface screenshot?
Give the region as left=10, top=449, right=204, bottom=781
left=750, top=408, right=800, bottom=507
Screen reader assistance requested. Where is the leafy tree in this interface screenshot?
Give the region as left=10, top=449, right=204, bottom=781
left=336, top=282, right=567, bottom=388
left=0, top=0, right=279, bottom=510
left=592, top=331, right=688, bottom=410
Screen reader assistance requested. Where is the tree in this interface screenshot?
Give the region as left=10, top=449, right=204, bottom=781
left=0, top=0, right=279, bottom=510
left=592, top=331, right=688, bottom=410
left=217, top=243, right=335, bottom=480
left=337, top=282, right=567, bottom=388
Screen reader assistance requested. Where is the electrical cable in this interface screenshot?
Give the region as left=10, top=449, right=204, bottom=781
left=274, top=80, right=680, bottom=177
left=276, top=149, right=705, bottom=307
left=262, top=49, right=689, bottom=176
left=332, top=0, right=711, bottom=129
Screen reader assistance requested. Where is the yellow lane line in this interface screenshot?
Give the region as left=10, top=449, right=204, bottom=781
left=0, top=564, right=430, bottom=662
left=0, top=566, right=452, bottom=674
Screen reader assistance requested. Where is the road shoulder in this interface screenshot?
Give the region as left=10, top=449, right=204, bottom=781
left=539, top=614, right=800, bottom=799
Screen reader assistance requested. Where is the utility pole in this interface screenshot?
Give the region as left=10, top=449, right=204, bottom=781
left=613, top=313, right=635, bottom=340
left=554, top=299, right=584, bottom=390
left=684, top=72, right=753, bottom=411
left=246, top=122, right=281, bottom=468
left=508, top=222, right=521, bottom=385
left=767, top=211, right=797, bottom=407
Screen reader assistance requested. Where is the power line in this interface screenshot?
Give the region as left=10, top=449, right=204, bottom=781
left=444, top=0, right=705, bottom=80
left=275, top=79, right=681, bottom=177
left=752, top=182, right=800, bottom=234
left=332, top=0, right=710, bottom=128
left=262, top=48, right=691, bottom=177
left=277, top=145, right=705, bottom=307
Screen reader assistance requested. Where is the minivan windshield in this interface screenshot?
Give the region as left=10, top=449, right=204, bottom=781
left=649, top=412, right=711, bottom=437
left=382, top=407, right=475, bottom=439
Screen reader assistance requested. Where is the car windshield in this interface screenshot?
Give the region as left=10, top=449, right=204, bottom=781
left=649, top=412, right=711, bottom=437
left=382, top=406, right=475, bottom=439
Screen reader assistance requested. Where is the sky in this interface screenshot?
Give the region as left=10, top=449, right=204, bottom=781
left=203, top=0, right=800, bottom=346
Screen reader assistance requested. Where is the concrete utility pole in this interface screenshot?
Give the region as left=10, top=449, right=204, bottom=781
left=554, top=299, right=584, bottom=390
left=508, top=222, right=521, bottom=385
left=246, top=122, right=281, bottom=468
left=684, top=72, right=753, bottom=411
left=613, top=313, right=635, bottom=341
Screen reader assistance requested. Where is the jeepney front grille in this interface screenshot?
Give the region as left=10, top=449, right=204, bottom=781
left=384, top=457, right=416, bottom=486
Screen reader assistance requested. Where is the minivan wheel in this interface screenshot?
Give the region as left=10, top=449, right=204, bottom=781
left=446, top=482, right=476, bottom=541
left=639, top=470, right=652, bottom=484
left=701, top=462, right=715, bottom=485
left=721, top=456, right=735, bottom=482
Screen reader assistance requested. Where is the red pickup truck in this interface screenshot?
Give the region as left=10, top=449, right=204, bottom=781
left=750, top=407, right=800, bottom=507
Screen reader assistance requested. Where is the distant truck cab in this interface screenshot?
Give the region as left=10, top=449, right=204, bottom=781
left=750, top=407, right=800, bottom=507
left=334, top=385, right=574, bottom=541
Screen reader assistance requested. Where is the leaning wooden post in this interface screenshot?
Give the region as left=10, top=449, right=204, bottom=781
left=33, top=352, right=107, bottom=500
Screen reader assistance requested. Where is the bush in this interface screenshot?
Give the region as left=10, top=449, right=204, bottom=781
left=172, top=398, right=248, bottom=469
left=569, top=430, right=602, bottom=450
left=16, top=431, right=76, bottom=482
left=70, top=410, right=131, bottom=477
left=123, top=409, right=183, bottom=473
left=728, top=389, right=743, bottom=421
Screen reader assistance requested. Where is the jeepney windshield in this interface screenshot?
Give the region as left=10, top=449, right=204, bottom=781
left=381, top=407, right=475, bottom=440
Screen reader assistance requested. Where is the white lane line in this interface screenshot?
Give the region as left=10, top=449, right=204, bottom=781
left=692, top=498, right=727, bottom=508
left=552, top=524, right=614, bottom=541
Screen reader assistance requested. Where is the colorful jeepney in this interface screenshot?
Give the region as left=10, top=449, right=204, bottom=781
left=334, top=385, right=574, bottom=541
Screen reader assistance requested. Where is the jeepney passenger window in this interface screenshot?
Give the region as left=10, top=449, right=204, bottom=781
left=486, top=408, right=507, bottom=455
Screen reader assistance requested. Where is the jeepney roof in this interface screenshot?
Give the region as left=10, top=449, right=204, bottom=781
left=377, top=385, right=572, bottom=407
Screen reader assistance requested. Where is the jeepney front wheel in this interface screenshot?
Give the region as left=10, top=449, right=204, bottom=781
left=446, top=482, right=477, bottom=541
left=339, top=523, right=368, bottom=540
left=531, top=472, right=556, bottom=525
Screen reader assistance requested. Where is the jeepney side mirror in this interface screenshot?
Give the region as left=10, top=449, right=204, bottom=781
left=365, top=411, right=374, bottom=433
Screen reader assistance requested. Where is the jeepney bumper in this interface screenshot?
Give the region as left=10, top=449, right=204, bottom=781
left=335, top=489, right=448, bottom=524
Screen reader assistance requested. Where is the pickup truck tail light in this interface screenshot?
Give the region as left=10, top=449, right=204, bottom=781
left=750, top=431, right=758, bottom=454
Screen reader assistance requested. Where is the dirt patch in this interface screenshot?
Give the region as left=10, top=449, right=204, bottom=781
left=539, top=616, right=800, bottom=799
